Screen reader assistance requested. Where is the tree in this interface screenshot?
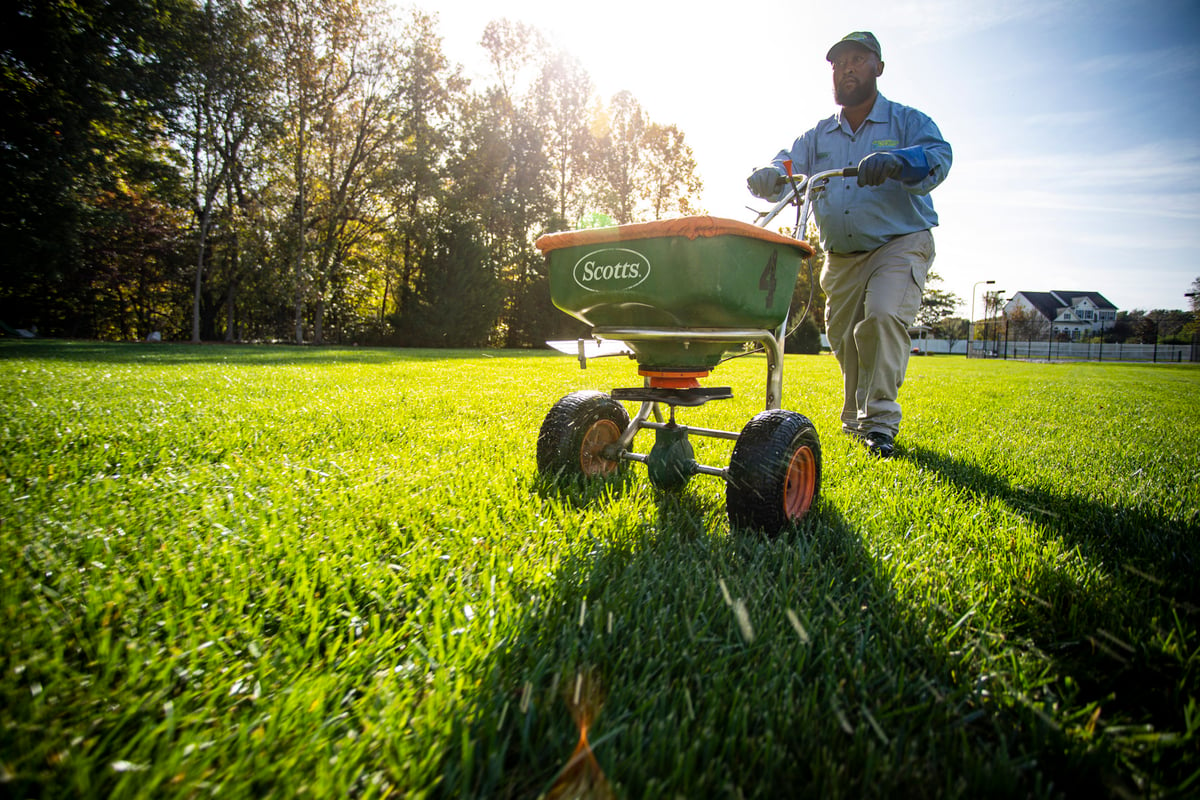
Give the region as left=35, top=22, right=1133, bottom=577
left=915, top=271, right=961, bottom=328
left=259, top=0, right=372, bottom=344
left=176, top=0, right=270, bottom=342
left=785, top=317, right=823, bottom=354
left=1114, top=309, right=1195, bottom=344
left=596, top=91, right=648, bottom=225
left=590, top=91, right=704, bottom=225
left=472, top=18, right=558, bottom=348
left=1, top=7, right=715, bottom=347
left=976, top=289, right=1006, bottom=341
left=1, top=0, right=195, bottom=335
left=392, top=220, right=503, bottom=347
left=641, top=122, right=703, bottom=219
left=534, top=51, right=593, bottom=227
left=386, top=9, right=466, bottom=329
left=479, top=18, right=545, bottom=107
left=1135, top=314, right=1159, bottom=345
left=786, top=219, right=826, bottom=341
left=933, top=316, right=969, bottom=352
left=1006, top=304, right=1050, bottom=341
left=305, top=7, right=409, bottom=344
left=1188, top=276, right=1199, bottom=313
left=83, top=183, right=190, bottom=339
left=1145, top=309, right=1193, bottom=343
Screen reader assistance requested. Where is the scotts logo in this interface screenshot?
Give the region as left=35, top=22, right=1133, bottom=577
left=572, top=248, right=651, bottom=292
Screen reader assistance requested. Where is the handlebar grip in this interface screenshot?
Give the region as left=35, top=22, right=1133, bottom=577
left=842, top=167, right=858, bottom=178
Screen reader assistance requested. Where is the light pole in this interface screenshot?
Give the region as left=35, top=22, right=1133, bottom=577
left=992, top=292, right=1005, bottom=357
left=1186, top=293, right=1198, bottom=362
left=969, top=279, right=995, bottom=358
left=1002, top=302, right=1011, bottom=360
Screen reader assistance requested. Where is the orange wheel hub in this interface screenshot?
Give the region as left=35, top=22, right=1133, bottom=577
left=579, top=420, right=621, bottom=476
left=782, top=446, right=817, bottom=519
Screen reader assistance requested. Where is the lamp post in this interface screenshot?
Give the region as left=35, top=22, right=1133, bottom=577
left=969, top=280, right=995, bottom=358
left=1186, top=293, right=1198, bottom=362
left=1003, top=306, right=1010, bottom=360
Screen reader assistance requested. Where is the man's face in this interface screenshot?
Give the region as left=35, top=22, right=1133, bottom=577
left=831, top=45, right=881, bottom=107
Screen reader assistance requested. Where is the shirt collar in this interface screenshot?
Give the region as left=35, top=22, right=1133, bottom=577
left=829, top=93, right=891, bottom=133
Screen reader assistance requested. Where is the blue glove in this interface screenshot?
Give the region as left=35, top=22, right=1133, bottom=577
left=747, top=167, right=785, bottom=199
left=856, top=152, right=903, bottom=186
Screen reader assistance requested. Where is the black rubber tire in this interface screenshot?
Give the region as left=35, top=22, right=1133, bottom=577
left=726, top=409, right=821, bottom=534
left=537, top=391, right=631, bottom=481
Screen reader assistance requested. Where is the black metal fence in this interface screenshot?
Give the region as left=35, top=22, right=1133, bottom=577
left=970, top=338, right=1195, bottom=363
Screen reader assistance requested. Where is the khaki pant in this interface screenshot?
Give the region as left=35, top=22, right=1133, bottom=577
left=820, top=230, right=934, bottom=438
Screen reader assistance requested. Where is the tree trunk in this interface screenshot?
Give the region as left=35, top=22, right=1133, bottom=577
left=192, top=208, right=213, bottom=343
left=380, top=268, right=391, bottom=322
left=224, top=283, right=236, bottom=342
left=293, top=67, right=308, bottom=345
left=400, top=234, right=413, bottom=317
left=314, top=295, right=324, bottom=345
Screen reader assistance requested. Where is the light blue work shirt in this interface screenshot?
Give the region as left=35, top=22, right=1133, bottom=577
left=769, top=94, right=952, bottom=254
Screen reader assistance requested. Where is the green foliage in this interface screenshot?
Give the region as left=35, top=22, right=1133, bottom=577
left=917, top=290, right=957, bottom=326
left=81, top=183, right=192, bottom=340
left=1118, top=310, right=1197, bottom=345
left=915, top=273, right=962, bottom=328
left=576, top=212, right=616, bottom=230
left=0, top=0, right=196, bottom=334
left=1, top=342, right=1197, bottom=798
left=390, top=221, right=503, bottom=347
left=932, top=315, right=969, bottom=346
left=785, top=316, right=823, bottom=354
left=1, top=3, right=706, bottom=346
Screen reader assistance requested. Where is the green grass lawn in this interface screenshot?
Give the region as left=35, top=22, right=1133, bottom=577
left=1, top=341, right=1197, bottom=798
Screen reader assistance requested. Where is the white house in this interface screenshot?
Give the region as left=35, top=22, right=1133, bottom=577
left=1004, top=291, right=1118, bottom=338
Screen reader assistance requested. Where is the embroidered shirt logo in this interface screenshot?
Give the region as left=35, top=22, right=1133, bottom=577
left=872, top=139, right=900, bottom=149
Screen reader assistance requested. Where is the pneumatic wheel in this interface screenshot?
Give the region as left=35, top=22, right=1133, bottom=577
left=726, top=409, right=821, bottom=534
left=537, top=391, right=631, bottom=481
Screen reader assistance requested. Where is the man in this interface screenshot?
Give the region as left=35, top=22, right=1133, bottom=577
left=747, top=31, right=952, bottom=458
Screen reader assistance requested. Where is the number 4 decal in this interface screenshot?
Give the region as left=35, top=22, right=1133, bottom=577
left=759, top=251, right=778, bottom=309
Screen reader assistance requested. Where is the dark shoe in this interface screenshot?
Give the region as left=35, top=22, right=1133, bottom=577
left=863, top=431, right=894, bottom=458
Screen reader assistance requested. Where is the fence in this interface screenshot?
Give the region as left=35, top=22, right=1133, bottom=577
left=969, top=340, right=1195, bottom=363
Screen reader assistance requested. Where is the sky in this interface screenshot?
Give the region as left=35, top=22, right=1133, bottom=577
left=405, top=0, right=1200, bottom=316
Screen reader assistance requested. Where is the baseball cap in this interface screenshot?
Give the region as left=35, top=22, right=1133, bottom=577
left=826, top=31, right=882, bottom=62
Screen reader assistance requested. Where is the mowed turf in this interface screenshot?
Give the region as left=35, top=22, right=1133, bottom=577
left=1, top=341, right=1197, bottom=798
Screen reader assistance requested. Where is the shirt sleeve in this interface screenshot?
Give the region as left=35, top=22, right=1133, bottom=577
left=763, top=133, right=817, bottom=201
left=895, top=114, right=952, bottom=196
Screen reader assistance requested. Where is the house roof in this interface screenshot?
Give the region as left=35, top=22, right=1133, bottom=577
left=1012, top=290, right=1117, bottom=321
left=1015, top=291, right=1063, bottom=321
left=1050, top=291, right=1117, bottom=310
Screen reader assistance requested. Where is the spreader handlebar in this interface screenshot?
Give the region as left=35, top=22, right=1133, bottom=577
left=755, top=166, right=859, bottom=233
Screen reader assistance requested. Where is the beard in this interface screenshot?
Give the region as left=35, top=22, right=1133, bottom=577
left=835, top=73, right=876, bottom=107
